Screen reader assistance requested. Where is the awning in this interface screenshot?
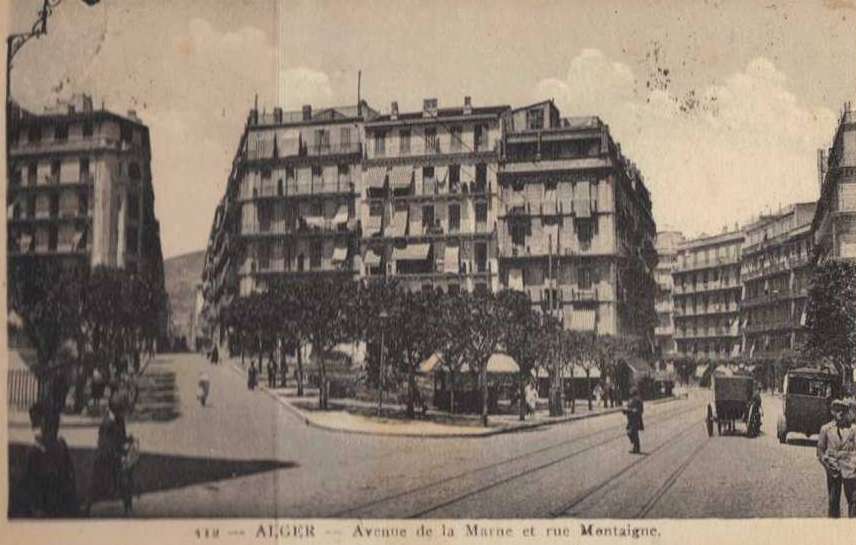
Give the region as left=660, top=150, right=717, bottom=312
left=332, top=205, right=349, bottom=224
left=418, top=352, right=444, bottom=374
left=363, top=167, right=387, bottom=188
left=72, top=231, right=85, bottom=248
left=363, top=249, right=381, bottom=266
left=19, top=234, right=33, bottom=251
left=574, top=198, right=592, bottom=218
left=387, top=210, right=408, bottom=237
left=508, top=268, right=524, bottom=291
left=571, top=365, right=602, bottom=378
left=623, top=357, right=653, bottom=378
left=332, top=244, right=348, bottom=263
left=694, top=365, right=706, bottom=378
left=568, top=308, right=596, bottom=332
left=304, top=216, right=326, bottom=229
left=487, top=353, right=519, bottom=373
left=388, top=167, right=413, bottom=188
left=443, top=245, right=460, bottom=273
left=392, top=243, right=430, bottom=261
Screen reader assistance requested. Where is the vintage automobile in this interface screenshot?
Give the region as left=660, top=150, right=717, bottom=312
left=776, top=366, right=840, bottom=444
left=705, top=373, right=762, bottom=437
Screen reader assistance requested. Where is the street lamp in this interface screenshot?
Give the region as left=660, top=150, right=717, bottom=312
left=6, top=0, right=101, bottom=104
left=377, top=309, right=388, bottom=416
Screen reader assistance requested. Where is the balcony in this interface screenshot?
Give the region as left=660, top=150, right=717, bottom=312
left=743, top=320, right=794, bottom=334
left=11, top=136, right=141, bottom=157
left=673, top=255, right=740, bottom=273
left=305, top=142, right=362, bottom=157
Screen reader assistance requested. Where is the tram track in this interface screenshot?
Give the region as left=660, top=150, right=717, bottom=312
left=333, top=399, right=704, bottom=518
left=550, top=417, right=706, bottom=517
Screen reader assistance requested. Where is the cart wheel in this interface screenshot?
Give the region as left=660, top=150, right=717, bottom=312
left=706, top=405, right=714, bottom=437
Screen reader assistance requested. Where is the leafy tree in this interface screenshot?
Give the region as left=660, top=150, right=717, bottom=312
left=497, top=290, right=540, bottom=421
left=434, top=290, right=472, bottom=414
left=460, top=291, right=506, bottom=427
left=803, top=260, right=856, bottom=391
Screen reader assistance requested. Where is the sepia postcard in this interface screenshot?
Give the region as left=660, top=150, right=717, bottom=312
left=3, top=1, right=856, bottom=544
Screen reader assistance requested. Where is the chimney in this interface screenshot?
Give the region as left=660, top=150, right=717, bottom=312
left=390, top=101, right=399, bottom=120
left=817, top=148, right=826, bottom=190
left=302, top=105, right=312, bottom=121
left=273, top=107, right=283, bottom=123
left=250, top=108, right=259, bottom=125
left=463, top=96, right=472, bottom=115
left=423, top=98, right=438, bottom=118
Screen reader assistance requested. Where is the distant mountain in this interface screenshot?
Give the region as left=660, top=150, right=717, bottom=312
left=163, top=250, right=205, bottom=339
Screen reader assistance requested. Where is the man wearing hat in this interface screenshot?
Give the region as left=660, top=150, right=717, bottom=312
left=816, top=398, right=856, bottom=517
left=622, top=387, right=644, bottom=454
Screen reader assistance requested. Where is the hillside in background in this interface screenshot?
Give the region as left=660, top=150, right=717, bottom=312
left=163, top=250, right=206, bottom=340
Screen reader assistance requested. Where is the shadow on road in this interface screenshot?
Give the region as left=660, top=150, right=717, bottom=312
left=8, top=443, right=298, bottom=518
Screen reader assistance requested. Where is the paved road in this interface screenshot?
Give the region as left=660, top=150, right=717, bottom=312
left=8, top=353, right=833, bottom=518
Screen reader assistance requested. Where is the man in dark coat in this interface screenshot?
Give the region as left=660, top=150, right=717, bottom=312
left=85, top=391, right=134, bottom=516
left=623, top=387, right=644, bottom=454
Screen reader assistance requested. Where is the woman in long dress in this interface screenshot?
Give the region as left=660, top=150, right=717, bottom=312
left=84, top=391, right=134, bottom=516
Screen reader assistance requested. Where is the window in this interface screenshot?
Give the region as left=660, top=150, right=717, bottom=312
left=369, top=201, right=384, bottom=217
left=449, top=164, right=460, bottom=185
left=340, top=127, right=351, bottom=151
left=28, top=126, right=41, bottom=143
left=337, top=164, right=350, bottom=181
left=49, top=226, right=58, bottom=251
left=55, top=124, right=68, bottom=141
left=425, top=128, right=439, bottom=154
left=127, top=192, right=140, bottom=221
left=125, top=226, right=139, bottom=254
left=449, top=203, right=460, bottom=232
left=277, top=179, right=284, bottom=196
left=258, top=243, right=270, bottom=270
left=375, top=131, right=386, bottom=156
left=49, top=193, right=59, bottom=218
left=79, top=191, right=88, bottom=216
left=475, top=201, right=488, bottom=223
left=526, top=109, right=544, bottom=130
left=27, top=196, right=36, bottom=218
left=450, top=126, right=462, bottom=152
left=475, top=163, right=487, bottom=192
left=474, top=124, right=488, bottom=151
left=120, top=123, right=133, bottom=143
left=475, top=242, right=488, bottom=273
left=314, top=129, right=329, bottom=153
left=423, top=166, right=434, bottom=181
left=79, top=158, right=90, bottom=180
left=422, top=205, right=435, bottom=230
left=82, top=122, right=94, bottom=138
left=50, top=160, right=61, bottom=182
left=286, top=165, right=295, bottom=180
left=310, top=241, right=322, bottom=268
left=511, top=220, right=527, bottom=246
left=28, top=163, right=38, bottom=185
left=129, top=162, right=141, bottom=180
left=312, top=201, right=323, bottom=217
left=311, top=165, right=322, bottom=179
left=578, top=266, right=592, bottom=290
left=399, top=129, right=411, bottom=155
left=576, top=218, right=593, bottom=242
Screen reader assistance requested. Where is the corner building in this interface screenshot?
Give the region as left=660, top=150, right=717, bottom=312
left=672, top=229, right=743, bottom=360
left=201, top=97, right=657, bottom=343
left=7, top=94, right=164, bottom=277
left=497, top=100, right=657, bottom=337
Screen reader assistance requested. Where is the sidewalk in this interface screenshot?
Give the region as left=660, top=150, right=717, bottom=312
left=226, top=358, right=687, bottom=438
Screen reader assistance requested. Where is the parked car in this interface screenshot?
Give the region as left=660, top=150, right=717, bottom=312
left=776, top=366, right=840, bottom=444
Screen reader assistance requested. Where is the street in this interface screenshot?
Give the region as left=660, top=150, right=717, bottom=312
left=8, top=352, right=832, bottom=518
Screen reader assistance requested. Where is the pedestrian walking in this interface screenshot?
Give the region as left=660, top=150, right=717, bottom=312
left=248, top=364, right=258, bottom=391
left=525, top=381, right=538, bottom=416
left=85, top=391, right=136, bottom=516
left=593, top=383, right=604, bottom=409
left=211, top=345, right=219, bottom=365
left=279, top=360, right=288, bottom=388
left=817, top=398, right=856, bottom=518
left=622, top=387, right=644, bottom=454
left=89, top=367, right=107, bottom=414
left=197, top=372, right=211, bottom=406
left=267, top=359, right=276, bottom=389
left=16, top=401, right=78, bottom=517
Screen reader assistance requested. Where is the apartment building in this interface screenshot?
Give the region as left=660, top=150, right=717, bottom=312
left=497, top=100, right=658, bottom=337
left=361, top=97, right=506, bottom=293
left=812, top=102, right=856, bottom=263
left=654, top=230, right=685, bottom=357
left=672, top=228, right=744, bottom=360
left=7, top=94, right=164, bottom=278
left=202, top=96, right=658, bottom=344
left=740, top=203, right=815, bottom=362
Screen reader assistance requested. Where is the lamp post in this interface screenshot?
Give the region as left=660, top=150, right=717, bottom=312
left=377, top=309, right=388, bottom=416
left=6, top=0, right=101, bottom=105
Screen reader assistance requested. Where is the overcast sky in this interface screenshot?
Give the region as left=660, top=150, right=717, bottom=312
left=8, top=0, right=856, bottom=257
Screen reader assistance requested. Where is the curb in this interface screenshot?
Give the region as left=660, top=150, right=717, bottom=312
left=226, top=361, right=688, bottom=438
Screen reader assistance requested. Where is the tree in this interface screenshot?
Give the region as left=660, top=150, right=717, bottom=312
left=8, top=257, right=83, bottom=414
left=496, top=290, right=540, bottom=421
left=460, top=291, right=506, bottom=427
left=803, top=260, right=856, bottom=391
left=434, top=290, right=472, bottom=415
left=297, top=276, right=355, bottom=410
